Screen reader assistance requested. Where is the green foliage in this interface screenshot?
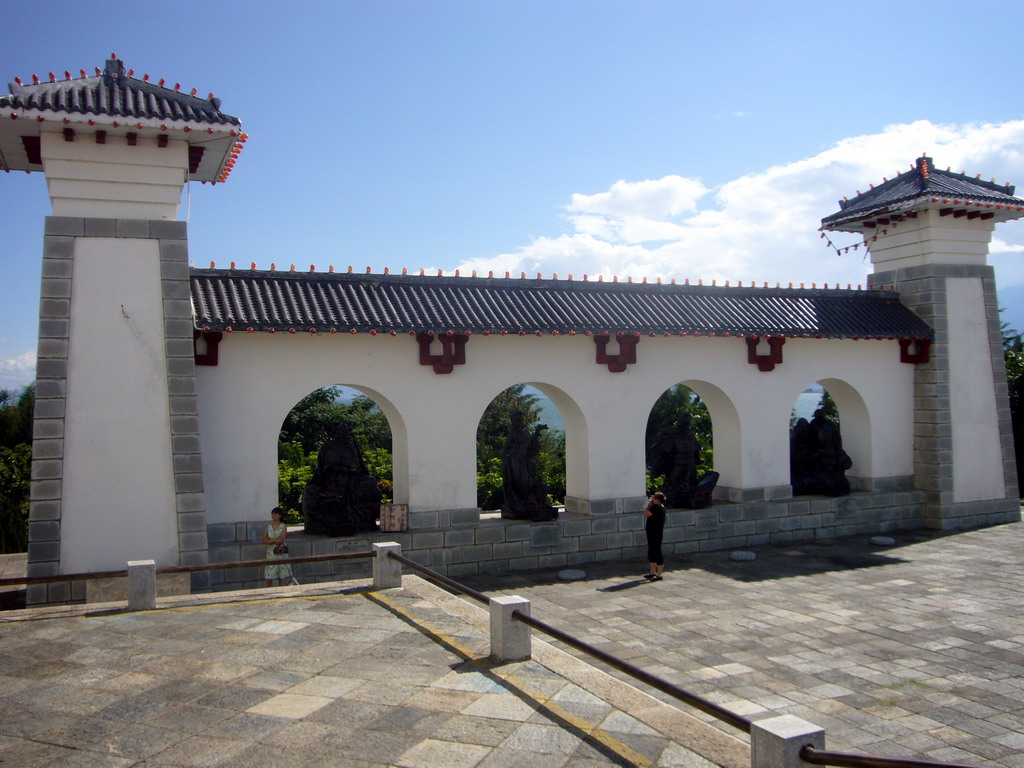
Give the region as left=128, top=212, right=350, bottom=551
left=536, top=429, right=566, bottom=505
left=0, top=444, right=30, bottom=553
left=1003, top=321, right=1024, bottom=496
left=362, top=447, right=394, bottom=502
left=277, top=441, right=316, bottom=522
left=476, top=456, right=504, bottom=511
left=817, top=390, right=840, bottom=424
left=0, top=384, right=34, bottom=450
left=0, top=385, right=33, bottom=554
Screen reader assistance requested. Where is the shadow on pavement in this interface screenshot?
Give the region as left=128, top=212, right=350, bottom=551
left=460, top=527, right=963, bottom=593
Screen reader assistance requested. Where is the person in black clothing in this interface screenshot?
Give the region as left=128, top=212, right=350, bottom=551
left=643, top=491, right=667, bottom=580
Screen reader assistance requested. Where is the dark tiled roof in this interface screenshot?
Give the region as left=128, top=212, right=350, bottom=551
left=0, top=58, right=239, bottom=126
left=822, top=157, right=1024, bottom=229
left=190, top=269, right=934, bottom=340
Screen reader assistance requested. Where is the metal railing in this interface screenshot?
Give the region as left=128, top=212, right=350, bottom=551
left=389, top=550, right=752, bottom=732
left=386, top=550, right=983, bottom=768
left=2, top=546, right=985, bottom=768
left=0, top=551, right=374, bottom=589
left=800, top=746, right=982, bottom=768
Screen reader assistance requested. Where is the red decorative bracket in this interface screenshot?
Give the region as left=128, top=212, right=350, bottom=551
left=899, top=338, right=931, bottom=364
left=746, top=335, right=785, bottom=372
left=193, top=330, right=223, bottom=366
left=594, top=334, right=639, bottom=373
left=417, top=333, right=468, bottom=374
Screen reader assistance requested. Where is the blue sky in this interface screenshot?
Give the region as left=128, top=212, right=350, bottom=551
left=3, top=0, right=1024, bottom=389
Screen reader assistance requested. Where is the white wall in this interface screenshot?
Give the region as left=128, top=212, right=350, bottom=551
left=948, top=278, right=1005, bottom=502
left=196, top=329, right=917, bottom=524
left=867, top=210, right=995, bottom=271
left=41, top=131, right=187, bottom=219
left=61, top=238, right=180, bottom=570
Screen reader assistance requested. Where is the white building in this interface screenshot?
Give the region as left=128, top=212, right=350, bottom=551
left=2, top=59, right=1020, bottom=603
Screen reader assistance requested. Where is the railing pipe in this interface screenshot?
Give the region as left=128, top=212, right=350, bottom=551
left=157, top=551, right=372, bottom=574
left=512, top=607, right=753, bottom=733
left=387, top=551, right=491, bottom=605
left=801, top=747, right=982, bottom=768
left=0, top=551, right=374, bottom=588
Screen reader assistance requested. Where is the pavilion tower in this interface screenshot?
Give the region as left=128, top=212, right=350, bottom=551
left=822, top=157, right=1024, bottom=528
left=0, top=57, right=245, bottom=603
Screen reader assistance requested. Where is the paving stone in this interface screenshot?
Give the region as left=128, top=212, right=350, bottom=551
left=6, top=521, right=1024, bottom=767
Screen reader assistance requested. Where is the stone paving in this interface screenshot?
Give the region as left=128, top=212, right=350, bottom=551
left=460, top=521, right=1024, bottom=768
left=4, top=521, right=1024, bottom=767
left=0, top=570, right=738, bottom=767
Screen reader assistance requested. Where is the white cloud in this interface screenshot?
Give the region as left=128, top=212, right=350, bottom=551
left=567, top=176, right=708, bottom=219
left=0, top=350, right=36, bottom=390
left=461, top=119, right=1024, bottom=289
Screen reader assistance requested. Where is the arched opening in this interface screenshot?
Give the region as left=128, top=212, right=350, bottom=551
left=277, top=385, right=399, bottom=527
left=789, top=378, right=870, bottom=495
left=645, top=381, right=729, bottom=507
left=475, top=384, right=570, bottom=516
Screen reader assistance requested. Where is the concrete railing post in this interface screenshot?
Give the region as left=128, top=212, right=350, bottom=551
left=751, top=715, right=825, bottom=768
left=126, top=560, right=157, bottom=611
left=372, top=542, right=403, bottom=589
left=490, top=595, right=532, bottom=662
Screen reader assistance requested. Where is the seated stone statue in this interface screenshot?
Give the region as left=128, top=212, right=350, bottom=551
left=500, top=410, right=558, bottom=522
left=791, top=409, right=852, bottom=497
left=303, top=424, right=382, bottom=536
left=649, top=413, right=719, bottom=508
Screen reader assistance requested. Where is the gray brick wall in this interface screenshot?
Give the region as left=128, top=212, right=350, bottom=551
left=203, top=489, right=934, bottom=590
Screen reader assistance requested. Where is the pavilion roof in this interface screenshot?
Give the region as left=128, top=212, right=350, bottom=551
left=1, top=57, right=239, bottom=125
left=821, top=157, right=1024, bottom=232
left=0, top=57, right=244, bottom=182
left=191, top=268, right=933, bottom=340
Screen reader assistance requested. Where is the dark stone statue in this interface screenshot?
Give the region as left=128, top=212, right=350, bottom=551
left=303, top=424, right=382, bottom=536
left=649, top=413, right=719, bottom=508
left=791, top=408, right=851, bottom=496
left=500, top=410, right=558, bottom=522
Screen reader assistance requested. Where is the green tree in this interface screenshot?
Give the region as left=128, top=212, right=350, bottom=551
left=0, top=386, right=33, bottom=553
left=817, top=390, right=840, bottom=423
left=0, top=444, right=30, bottom=553
left=0, top=384, right=34, bottom=449
left=1003, top=322, right=1024, bottom=495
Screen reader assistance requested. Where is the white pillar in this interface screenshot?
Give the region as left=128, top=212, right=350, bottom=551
left=372, top=542, right=403, bottom=589
left=751, top=715, right=825, bottom=768
left=490, top=595, right=532, bottom=662
left=126, top=559, right=157, bottom=611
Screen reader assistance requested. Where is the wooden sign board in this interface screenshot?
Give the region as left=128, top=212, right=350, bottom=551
left=379, top=504, right=409, bottom=532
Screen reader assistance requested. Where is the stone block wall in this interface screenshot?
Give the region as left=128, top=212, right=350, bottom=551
left=201, top=488, right=963, bottom=591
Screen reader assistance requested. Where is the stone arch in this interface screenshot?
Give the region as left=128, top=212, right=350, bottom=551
left=682, top=379, right=741, bottom=490
left=472, top=381, right=586, bottom=509
left=645, top=379, right=742, bottom=491
left=275, top=383, right=409, bottom=507
left=525, top=382, right=589, bottom=501
left=816, top=377, right=871, bottom=479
